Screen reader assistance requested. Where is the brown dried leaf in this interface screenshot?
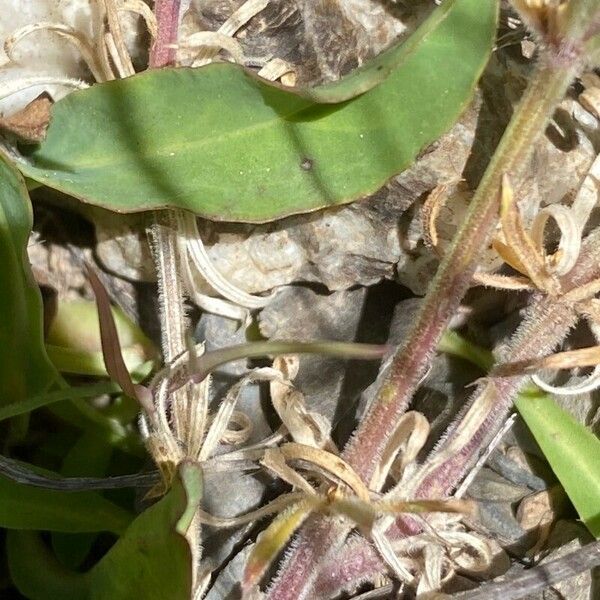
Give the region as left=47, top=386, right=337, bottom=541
left=261, top=448, right=317, bottom=496
left=370, top=411, right=430, bottom=492
left=279, top=442, right=370, bottom=502
left=0, top=93, right=52, bottom=143
left=496, top=175, right=561, bottom=294
left=270, top=356, right=334, bottom=451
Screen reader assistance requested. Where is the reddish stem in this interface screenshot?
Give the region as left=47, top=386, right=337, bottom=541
left=149, top=0, right=181, bottom=68
left=342, top=60, right=577, bottom=484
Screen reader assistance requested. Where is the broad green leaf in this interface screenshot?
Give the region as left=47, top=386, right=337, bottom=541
left=515, top=388, right=600, bottom=538
left=86, top=460, right=200, bottom=599
left=15, top=0, right=498, bottom=222
left=7, top=462, right=201, bottom=600
left=0, top=155, right=58, bottom=405
left=0, top=469, right=132, bottom=534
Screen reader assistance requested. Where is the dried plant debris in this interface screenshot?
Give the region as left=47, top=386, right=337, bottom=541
left=0, top=0, right=148, bottom=112
left=0, top=92, right=52, bottom=142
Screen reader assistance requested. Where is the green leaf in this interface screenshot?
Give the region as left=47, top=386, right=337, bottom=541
left=7, top=531, right=90, bottom=600
left=7, top=462, right=201, bottom=600
left=46, top=345, right=154, bottom=379
left=515, top=388, right=600, bottom=538
left=0, top=469, right=132, bottom=534
left=0, top=155, right=58, bottom=404
left=0, top=382, right=119, bottom=422
left=16, top=0, right=498, bottom=222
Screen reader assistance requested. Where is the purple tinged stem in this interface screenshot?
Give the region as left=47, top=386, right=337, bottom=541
left=342, top=60, right=580, bottom=484
left=149, top=0, right=181, bottom=68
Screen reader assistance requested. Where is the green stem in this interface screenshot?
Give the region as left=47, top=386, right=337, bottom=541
left=437, top=330, right=493, bottom=372
left=181, top=341, right=388, bottom=387
left=342, top=59, right=580, bottom=482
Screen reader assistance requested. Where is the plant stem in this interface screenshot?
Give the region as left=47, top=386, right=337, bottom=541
left=311, top=228, right=600, bottom=596
left=147, top=0, right=186, bottom=370
left=149, top=0, right=181, bottom=68
left=147, top=0, right=206, bottom=591
left=400, top=227, right=600, bottom=502
left=342, top=60, right=579, bottom=482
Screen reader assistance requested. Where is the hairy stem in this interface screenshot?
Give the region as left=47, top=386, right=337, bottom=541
left=403, top=228, right=600, bottom=502
left=147, top=0, right=207, bottom=590
left=307, top=229, right=600, bottom=597
left=343, top=60, right=579, bottom=482
left=149, top=0, right=181, bottom=68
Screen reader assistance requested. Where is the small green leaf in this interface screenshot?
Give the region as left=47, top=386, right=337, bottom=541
left=16, top=0, right=498, bottom=222
left=515, top=388, right=600, bottom=538
left=0, top=155, right=58, bottom=405
left=0, top=467, right=132, bottom=534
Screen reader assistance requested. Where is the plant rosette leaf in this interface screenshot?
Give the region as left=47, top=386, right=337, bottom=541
left=13, top=0, right=498, bottom=222
left=7, top=461, right=202, bottom=600
left=0, top=154, right=58, bottom=404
